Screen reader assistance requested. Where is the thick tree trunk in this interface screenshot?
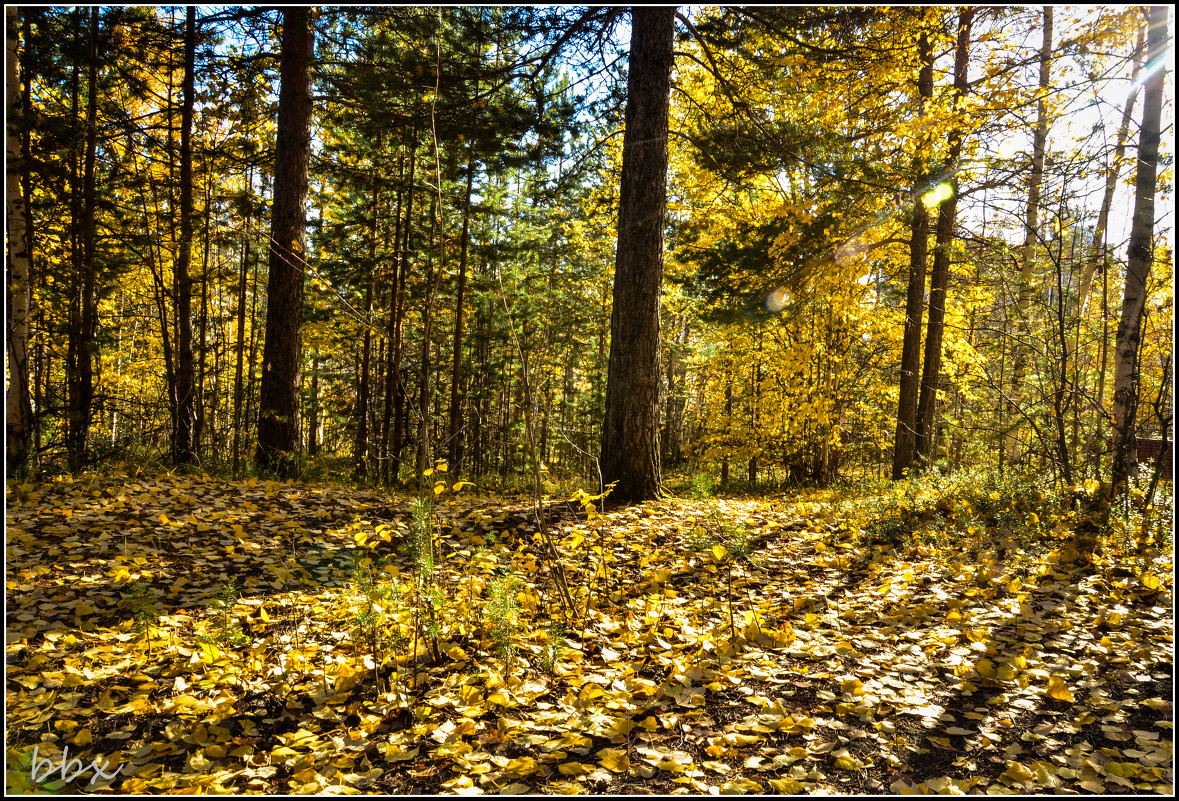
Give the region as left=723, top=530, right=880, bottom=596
left=173, top=6, right=197, bottom=464
left=915, top=9, right=974, bottom=463
left=66, top=6, right=101, bottom=472
left=600, top=6, right=676, bottom=502
left=1110, top=6, right=1166, bottom=496
left=22, top=9, right=40, bottom=466
left=891, top=26, right=934, bottom=480
left=6, top=6, right=33, bottom=474
left=472, top=286, right=489, bottom=478
left=256, top=8, right=313, bottom=475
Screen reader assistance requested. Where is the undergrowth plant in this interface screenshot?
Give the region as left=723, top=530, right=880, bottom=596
left=121, top=580, right=160, bottom=652
left=857, top=467, right=1052, bottom=556
left=204, top=578, right=247, bottom=646
left=570, top=482, right=615, bottom=619
left=686, top=472, right=756, bottom=644
left=486, top=570, right=521, bottom=670
left=407, top=496, right=444, bottom=666
left=538, top=622, right=565, bottom=674
left=349, top=552, right=397, bottom=694
left=352, top=471, right=465, bottom=695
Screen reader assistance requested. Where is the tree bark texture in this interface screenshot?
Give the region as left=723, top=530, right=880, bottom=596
left=255, top=7, right=313, bottom=475
left=66, top=6, right=100, bottom=472
left=173, top=5, right=197, bottom=464
left=1110, top=6, right=1166, bottom=495
left=600, top=5, right=676, bottom=502
left=915, top=8, right=974, bottom=462
left=6, top=6, right=33, bottom=474
left=891, top=26, right=933, bottom=480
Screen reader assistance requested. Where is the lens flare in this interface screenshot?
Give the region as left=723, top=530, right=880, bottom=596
left=765, top=287, right=789, bottom=313
left=922, top=182, right=954, bottom=209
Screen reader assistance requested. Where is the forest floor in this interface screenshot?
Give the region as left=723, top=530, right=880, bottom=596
left=5, top=470, right=1173, bottom=795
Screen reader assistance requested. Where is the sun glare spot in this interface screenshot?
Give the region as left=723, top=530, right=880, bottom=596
left=922, top=182, right=954, bottom=209
left=766, top=287, right=789, bottom=313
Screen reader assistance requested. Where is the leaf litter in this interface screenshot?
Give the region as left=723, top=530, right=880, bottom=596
left=5, top=472, right=1173, bottom=794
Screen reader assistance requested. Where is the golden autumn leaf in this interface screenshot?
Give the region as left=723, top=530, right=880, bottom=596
left=597, top=748, right=630, bottom=773
left=1045, top=675, right=1074, bottom=702
left=1000, top=761, right=1035, bottom=784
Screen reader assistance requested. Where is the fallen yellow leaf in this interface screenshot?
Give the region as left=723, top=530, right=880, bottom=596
left=1046, top=675, right=1074, bottom=702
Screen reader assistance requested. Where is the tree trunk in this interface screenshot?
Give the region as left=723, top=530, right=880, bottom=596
left=232, top=168, right=252, bottom=477
left=353, top=151, right=381, bottom=480
left=1110, top=5, right=1166, bottom=496
left=1005, top=6, right=1053, bottom=465
left=66, top=6, right=101, bottom=472
left=6, top=6, right=33, bottom=474
left=22, top=9, right=40, bottom=467
left=391, top=146, right=415, bottom=483
left=196, top=169, right=212, bottom=451
left=1052, top=231, right=1073, bottom=485
left=380, top=151, right=405, bottom=483
left=415, top=194, right=443, bottom=485
left=307, top=353, right=320, bottom=456
left=891, top=25, right=934, bottom=480
left=1075, top=23, right=1144, bottom=473
left=661, top=319, right=688, bottom=467
left=600, top=6, right=676, bottom=502
left=245, top=206, right=264, bottom=458
left=748, top=330, right=762, bottom=484
left=915, top=8, right=974, bottom=463
left=65, top=10, right=82, bottom=464
left=721, top=368, right=732, bottom=485
left=173, top=6, right=197, bottom=464
left=255, top=7, right=313, bottom=475
left=447, top=146, right=476, bottom=473
left=354, top=274, right=373, bottom=479
left=1077, top=24, right=1144, bottom=323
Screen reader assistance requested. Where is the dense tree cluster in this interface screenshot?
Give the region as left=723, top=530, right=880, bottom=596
left=6, top=6, right=1171, bottom=502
